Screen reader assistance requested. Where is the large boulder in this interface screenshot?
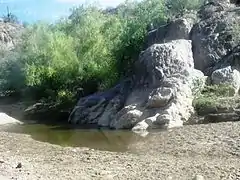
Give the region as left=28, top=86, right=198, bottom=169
left=68, top=81, right=131, bottom=126
left=191, top=0, right=240, bottom=73
left=211, top=66, right=240, bottom=93
left=69, top=40, right=206, bottom=131
left=146, top=12, right=198, bottom=47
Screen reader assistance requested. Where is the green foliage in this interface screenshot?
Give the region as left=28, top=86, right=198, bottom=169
left=0, top=51, right=25, bottom=93
left=193, top=84, right=236, bottom=114
left=0, top=0, right=206, bottom=105
left=113, top=0, right=166, bottom=76
left=200, top=84, right=236, bottom=97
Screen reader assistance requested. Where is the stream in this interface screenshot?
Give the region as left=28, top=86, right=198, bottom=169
left=0, top=123, right=147, bottom=152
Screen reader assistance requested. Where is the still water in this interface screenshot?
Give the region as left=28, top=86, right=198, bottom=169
left=0, top=123, right=146, bottom=152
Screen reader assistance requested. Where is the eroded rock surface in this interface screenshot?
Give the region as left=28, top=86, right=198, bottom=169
left=69, top=40, right=206, bottom=131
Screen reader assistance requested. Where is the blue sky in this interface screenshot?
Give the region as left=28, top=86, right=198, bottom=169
left=0, top=0, right=125, bottom=23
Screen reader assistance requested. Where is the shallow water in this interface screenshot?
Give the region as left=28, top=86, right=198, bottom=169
left=0, top=123, right=146, bottom=152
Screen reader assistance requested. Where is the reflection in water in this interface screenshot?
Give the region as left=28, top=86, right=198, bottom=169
left=0, top=124, right=147, bottom=152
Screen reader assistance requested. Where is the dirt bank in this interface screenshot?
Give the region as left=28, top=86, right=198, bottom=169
left=0, top=121, right=240, bottom=180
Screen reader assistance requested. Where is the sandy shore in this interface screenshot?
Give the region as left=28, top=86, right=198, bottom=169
left=0, top=121, right=240, bottom=180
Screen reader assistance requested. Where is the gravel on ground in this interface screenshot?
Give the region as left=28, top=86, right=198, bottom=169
left=0, top=121, right=240, bottom=180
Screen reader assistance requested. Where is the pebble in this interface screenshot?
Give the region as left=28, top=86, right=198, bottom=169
left=16, top=163, right=22, bottom=169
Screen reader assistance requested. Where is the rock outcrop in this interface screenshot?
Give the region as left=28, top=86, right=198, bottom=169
left=0, top=22, right=23, bottom=62
left=147, top=12, right=198, bottom=47
left=69, top=40, right=206, bottom=131
left=0, top=22, right=23, bottom=52
left=211, top=66, right=240, bottom=93
left=69, top=0, right=240, bottom=131
left=191, top=0, right=240, bottom=73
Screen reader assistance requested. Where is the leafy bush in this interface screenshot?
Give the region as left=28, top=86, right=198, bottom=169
left=0, top=1, right=167, bottom=102
left=113, top=0, right=166, bottom=77
left=0, top=0, right=206, bottom=105
left=0, top=51, right=25, bottom=93
left=193, top=84, right=236, bottom=114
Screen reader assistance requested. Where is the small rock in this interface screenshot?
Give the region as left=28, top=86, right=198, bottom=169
left=0, top=160, right=4, bottom=163
left=71, top=149, right=77, bottom=153
left=193, top=175, right=205, bottom=180
left=211, top=66, right=240, bottom=94
left=16, top=163, right=22, bottom=169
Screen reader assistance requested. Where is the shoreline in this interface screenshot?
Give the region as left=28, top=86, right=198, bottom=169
left=0, top=121, right=240, bottom=180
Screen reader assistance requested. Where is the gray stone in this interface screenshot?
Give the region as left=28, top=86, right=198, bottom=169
left=211, top=66, right=240, bottom=93
left=189, top=69, right=207, bottom=96
left=0, top=22, right=23, bottom=52
left=208, top=45, right=240, bottom=75
left=69, top=83, right=127, bottom=125
left=111, top=107, right=143, bottom=129
left=191, top=0, right=240, bottom=73
left=147, top=12, right=198, bottom=47
left=98, top=95, right=122, bottom=127
left=132, top=40, right=205, bottom=130
left=147, top=87, right=173, bottom=108
left=69, top=40, right=206, bottom=130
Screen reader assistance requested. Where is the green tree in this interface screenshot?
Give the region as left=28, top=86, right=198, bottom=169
left=0, top=0, right=168, bottom=105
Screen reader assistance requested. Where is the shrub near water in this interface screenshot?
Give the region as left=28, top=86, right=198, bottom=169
left=0, top=1, right=167, bottom=102
left=0, top=0, right=205, bottom=104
